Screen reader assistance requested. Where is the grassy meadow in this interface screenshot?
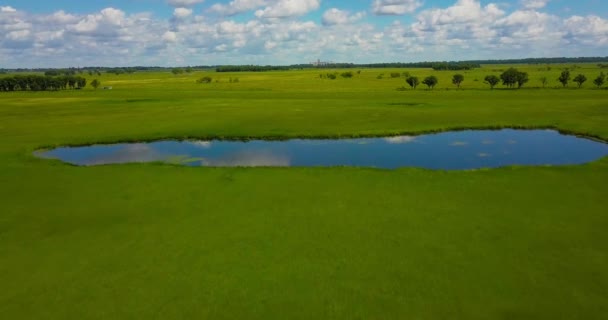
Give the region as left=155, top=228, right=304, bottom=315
left=1, top=64, right=608, bottom=319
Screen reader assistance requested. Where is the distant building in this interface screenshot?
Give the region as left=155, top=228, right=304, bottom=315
left=310, top=59, right=334, bottom=67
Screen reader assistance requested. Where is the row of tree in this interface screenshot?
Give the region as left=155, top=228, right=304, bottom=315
left=402, top=68, right=607, bottom=90
left=484, top=69, right=606, bottom=89
left=554, top=70, right=605, bottom=88
left=0, top=75, right=87, bottom=91
left=405, top=75, right=440, bottom=89
left=172, top=67, right=195, bottom=75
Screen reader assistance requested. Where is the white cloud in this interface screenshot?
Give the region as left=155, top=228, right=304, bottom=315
left=1, top=1, right=608, bottom=68
left=521, top=0, right=550, bottom=10
left=100, top=8, right=125, bottom=25
left=67, top=8, right=126, bottom=34
left=255, top=0, right=320, bottom=19
left=322, top=8, right=365, bottom=26
left=414, top=0, right=504, bottom=27
left=174, top=7, right=193, bottom=18
left=47, top=10, right=79, bottom=24
left=167, top=0, right=205, bottom=7
left=6, top=29, right=30, bottom=41
left=162, top=31, right=177, bottom=42
left=563, top=15, right=608, bottom=46
left=209, top=0, right=267, bottom=16
left=1, top=6, right=17, bottom=13
left=372, top=0, right=422, bottom=15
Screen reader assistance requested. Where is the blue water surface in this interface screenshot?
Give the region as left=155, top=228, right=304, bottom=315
left=37, top=130, right=608, bottom=170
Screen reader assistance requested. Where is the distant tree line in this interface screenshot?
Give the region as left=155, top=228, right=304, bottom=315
left=4, top=66, right=179, bottom=74
left=216, top=65, right=293, bottom=72
left=465, top=56, right=608, bottom=65
left=3, top=57, right=607, bottom=74
left=0, top=75, right=87, bottom=92
left=217, top=62, right=480, bottom=72
left=214, top=58, right=608, bottom=73
left=172, top=67, right=194, bottom=75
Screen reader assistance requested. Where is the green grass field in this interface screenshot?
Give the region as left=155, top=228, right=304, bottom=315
left=1, top=64, right=608, bottom=319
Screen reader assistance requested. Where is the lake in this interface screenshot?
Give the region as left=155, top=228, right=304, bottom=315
left=36, top=129, right=608, bottom=170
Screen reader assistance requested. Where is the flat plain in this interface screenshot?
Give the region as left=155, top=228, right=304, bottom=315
left=1, top=64, right=607, bottom=319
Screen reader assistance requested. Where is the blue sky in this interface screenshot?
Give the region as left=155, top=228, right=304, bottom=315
left=2, top=0, right=603, bottom=18
left=1, top=0, right=607, bottom=67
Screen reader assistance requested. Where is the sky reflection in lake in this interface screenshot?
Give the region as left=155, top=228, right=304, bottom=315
left=38, top=130, right=608, bottom=170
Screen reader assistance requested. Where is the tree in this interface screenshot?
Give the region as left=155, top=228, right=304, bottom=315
left=500, top=68, right=519, bottom=88
left=452, top=74, right=464, bottom=88
left=341, top=71, right=353, bottom=78
left=558, top=70, right=570, bottom=87
left=196, top=76, right=212, bottom=83
left=573, top=74, right=587, bottom=88
left=499, top=68, right=528, bottom=88
left=76, top=77, right=87, bottom=89
left=91, top=79, right=101, bottom=89
left=593, top=72, right=605, bottom=88
left=406, top=76, right=419, bottom=89
left=172, top=68, right=184, bottom=75
left=185, top=66, right=193, bottom=73
left=515, top=71, right=529, bottom=88
left=422, top=75, right=438, bottom=89
left=540, top=76, right=548, bottom=88
left=484, top=75, right=500, bottom=89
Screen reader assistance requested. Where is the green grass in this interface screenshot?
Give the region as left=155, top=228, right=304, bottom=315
left=1, top=64, right=608, bottom=319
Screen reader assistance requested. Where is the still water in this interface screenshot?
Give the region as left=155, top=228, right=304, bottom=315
left=36, top=130, right=608, bottom=170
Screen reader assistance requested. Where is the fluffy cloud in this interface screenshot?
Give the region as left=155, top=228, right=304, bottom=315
left=1, top=0, right=607, bottom=68
left=255, top=0, right=320, bottom=19
left=563, top=15, right=608, bottom=46
left=1, top=6, right=17, bottom=13
left=67, top=8, right=126, bottom=34
left=322, top=8, right=365, bottom=26
left=162, top=31, right=178, bottom=42
left=0, top=7, right=170, bottom=67
left=209, top=0, right=267, bottom=16
left=521, top=0, right=550, bottom=10
left=372, top=0, right=422, bottom=15
left=173, top=7, right=193, bottom=18
left=167, top=0, right=205, bottom=7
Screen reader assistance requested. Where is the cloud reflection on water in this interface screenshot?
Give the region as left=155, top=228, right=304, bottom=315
left=188, top=141, right=213, bottom=149
left=384, top=136, right=417, bottom=144
left=85, top=144, right=167, bottom=165
left=204, top=150, right=290, bottom=167
left=36, top=129, right=608, bottom=170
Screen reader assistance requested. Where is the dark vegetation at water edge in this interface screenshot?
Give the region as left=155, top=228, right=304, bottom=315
left=31, top=125, right=608, bottom=151
left=0, top=75, right=87, bottom=91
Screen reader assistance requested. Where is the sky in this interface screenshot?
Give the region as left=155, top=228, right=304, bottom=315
left=0, top=0, right=606, bottom=68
